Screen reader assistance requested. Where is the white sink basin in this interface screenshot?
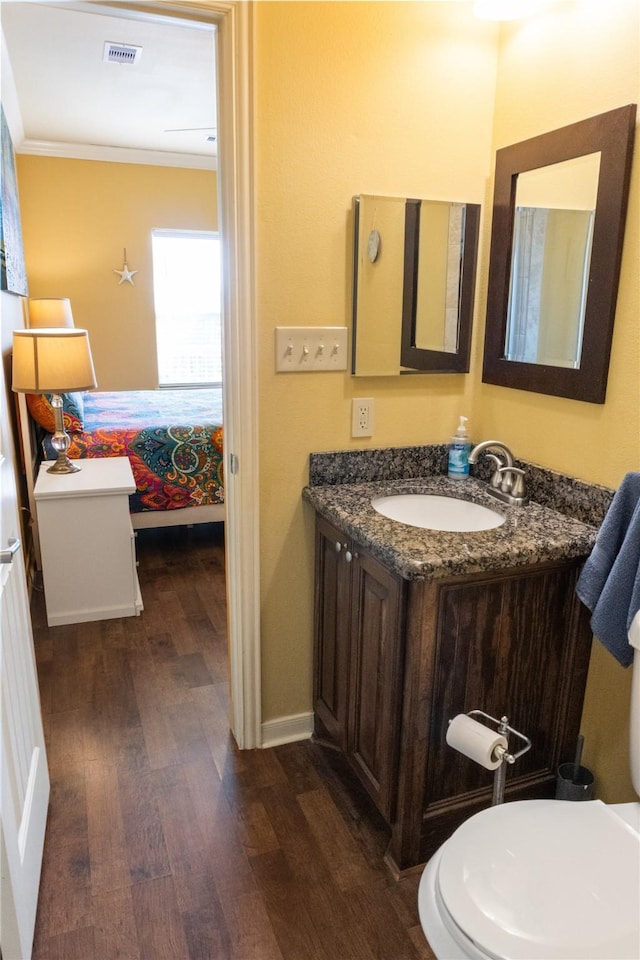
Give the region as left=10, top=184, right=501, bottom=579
left=371, top=494, right=505, bottom=532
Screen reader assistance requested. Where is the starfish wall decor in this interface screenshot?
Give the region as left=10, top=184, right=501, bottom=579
left=114, top=248, right=138, bottom=285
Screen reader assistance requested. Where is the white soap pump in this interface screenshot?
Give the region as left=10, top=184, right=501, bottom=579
left=448, top=416, right=471, bottom=479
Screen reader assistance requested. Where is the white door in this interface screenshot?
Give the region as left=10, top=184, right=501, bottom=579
left=0, top=357, right=50, bottom=960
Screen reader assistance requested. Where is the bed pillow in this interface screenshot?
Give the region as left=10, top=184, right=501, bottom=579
left=26, top=392, right=85, bottom=433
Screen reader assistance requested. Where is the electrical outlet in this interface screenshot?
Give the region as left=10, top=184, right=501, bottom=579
left=352, top=398, right=374, bottom=437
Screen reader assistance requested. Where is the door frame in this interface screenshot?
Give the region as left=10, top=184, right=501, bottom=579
left=212, top=0, right=261, bottom=749
left=60, top=0, right=261, bottom=747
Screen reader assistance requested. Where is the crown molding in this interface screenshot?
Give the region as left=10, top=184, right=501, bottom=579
left=16, top=138, right=217, bottom=170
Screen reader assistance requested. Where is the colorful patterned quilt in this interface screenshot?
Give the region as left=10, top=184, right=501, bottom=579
left=42, top=389, right=224, bottom=514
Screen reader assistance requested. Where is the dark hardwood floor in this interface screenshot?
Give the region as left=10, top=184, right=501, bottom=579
left=30, top=523, right=435, bottom=960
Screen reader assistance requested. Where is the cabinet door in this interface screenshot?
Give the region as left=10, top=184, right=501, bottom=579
left=425, top=561, right=590, bottom=808
left=313, top=516, right=351, bottom=748
left=348, top=549, right=405, bottom=820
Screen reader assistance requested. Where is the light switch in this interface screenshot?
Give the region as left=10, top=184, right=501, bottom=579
left=275, top=327, right=348, bottom=372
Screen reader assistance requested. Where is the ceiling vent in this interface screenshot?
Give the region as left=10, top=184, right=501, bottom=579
left=103, top=42, right=142, bottom=65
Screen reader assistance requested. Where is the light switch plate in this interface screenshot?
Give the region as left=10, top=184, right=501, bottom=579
left=275, top=326, right=348, bottom=372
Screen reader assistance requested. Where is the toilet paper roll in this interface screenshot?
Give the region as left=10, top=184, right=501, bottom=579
left=446, top=714, right=508, bottom=770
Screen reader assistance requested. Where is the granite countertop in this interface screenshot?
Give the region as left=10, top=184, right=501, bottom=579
left=303, top=475, right=598, bottom=581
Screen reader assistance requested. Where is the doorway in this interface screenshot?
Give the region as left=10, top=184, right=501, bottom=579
left=2, top=0, right=260, bottom=748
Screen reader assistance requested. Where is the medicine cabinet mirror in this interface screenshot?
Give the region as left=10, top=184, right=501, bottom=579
left=482, top=104, right=636, bottom=403
left=352, top=194, right=480, bottom=376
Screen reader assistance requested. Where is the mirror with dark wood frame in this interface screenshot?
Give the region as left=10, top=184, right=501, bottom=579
left=482, top=103, right=636, bottom=403
left=351, top=195, right=480, bottom=376
left=401, top=198, right=480, bottom=374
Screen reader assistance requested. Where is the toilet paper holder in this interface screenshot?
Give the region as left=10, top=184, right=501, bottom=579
left=453, top=710, right=532, bottom=806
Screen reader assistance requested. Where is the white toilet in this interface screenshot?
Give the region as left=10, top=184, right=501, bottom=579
left=418, top=648, right=640, bottom=960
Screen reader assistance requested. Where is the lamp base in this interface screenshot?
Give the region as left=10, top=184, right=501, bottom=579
left=47, top=456, right=81, bottom=475
left=48, top=393, right=81, bottom=474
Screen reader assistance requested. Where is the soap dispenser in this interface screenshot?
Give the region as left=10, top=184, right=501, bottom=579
left=448, top=416, right=471, bottom=479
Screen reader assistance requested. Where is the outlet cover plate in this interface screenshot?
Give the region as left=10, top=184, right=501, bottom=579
left=352, top=397, right=374, bottom=437
left=275, top=326, right=348, bottom=372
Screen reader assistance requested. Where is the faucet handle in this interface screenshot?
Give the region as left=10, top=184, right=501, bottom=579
left=511, top=470, right=526, bottom=499
left=498, top=466, right=526, bottom=498
left=485, top=453, right=503, bottom=489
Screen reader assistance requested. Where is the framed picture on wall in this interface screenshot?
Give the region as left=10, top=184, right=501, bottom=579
left=1, top=106, right=28, bottom=296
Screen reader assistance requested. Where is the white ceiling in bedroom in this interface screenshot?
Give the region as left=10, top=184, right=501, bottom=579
left=1, top=2, right=217, bottom=169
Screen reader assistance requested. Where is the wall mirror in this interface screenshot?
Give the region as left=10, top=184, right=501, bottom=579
left=482, top=104, right=636, bottom=403
left=351, top=194, right=480, bottom=376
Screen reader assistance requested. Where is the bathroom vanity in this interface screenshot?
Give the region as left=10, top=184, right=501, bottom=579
left=304, top=453, right=605, bottom=874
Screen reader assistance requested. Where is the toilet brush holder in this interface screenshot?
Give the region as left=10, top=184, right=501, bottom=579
left=555, top=734, right=595, bottom=801
left=555, top=763, right=595, bottom=801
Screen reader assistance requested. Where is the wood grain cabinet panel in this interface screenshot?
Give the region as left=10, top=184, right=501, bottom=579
left=348, top=549, right=405, bottom=820
left=313, top=516, right=352, bottom=750
left=312, top=513, right=593, bottom=873
left=314, top=516, right=405, bottom=819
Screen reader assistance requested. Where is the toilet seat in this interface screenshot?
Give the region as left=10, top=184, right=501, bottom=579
left=433, top=799, right=640, bottom=960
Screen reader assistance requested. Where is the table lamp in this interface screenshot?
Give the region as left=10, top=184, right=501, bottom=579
left=12, top=328, right=97, bottom=474
left=28, top=297, right=75, bottom=328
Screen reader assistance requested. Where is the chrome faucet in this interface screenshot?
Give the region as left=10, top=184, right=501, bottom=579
left=468, top=440, right=528, bottom=506
left=468, top=440, right=514, bottom=469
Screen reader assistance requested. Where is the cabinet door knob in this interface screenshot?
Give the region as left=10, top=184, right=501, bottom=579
left=335, top=541, right=342, bottom=553
left=345, top=550, right=353, bottom=563
left=0, top=537, right=21, bottom=564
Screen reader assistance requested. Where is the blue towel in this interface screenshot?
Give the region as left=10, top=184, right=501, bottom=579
left=576, top=472, right=640, bottom=667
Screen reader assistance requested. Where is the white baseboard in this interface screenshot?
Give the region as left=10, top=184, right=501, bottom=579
left=261, top=711, right=314, bottom=748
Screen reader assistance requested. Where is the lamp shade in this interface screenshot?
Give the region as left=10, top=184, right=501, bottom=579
left=28, top=297, right=75, bottom=329
left=12, top=328, right=97, bottom=393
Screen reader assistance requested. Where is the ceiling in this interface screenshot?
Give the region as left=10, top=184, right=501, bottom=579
left=1, top=1, right=217, bottom=169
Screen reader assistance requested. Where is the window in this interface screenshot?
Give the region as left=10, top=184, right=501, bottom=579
left=152, top=230, right=221, bottom=386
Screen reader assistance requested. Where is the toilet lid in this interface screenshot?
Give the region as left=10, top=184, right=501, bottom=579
left=437, top=800, right=640, bottom=960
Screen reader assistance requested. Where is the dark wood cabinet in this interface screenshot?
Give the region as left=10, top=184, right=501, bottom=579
left=314, top=515, right=405, bottom=819
left=314, top=516, right=352, bottom=750
left=347, top=544, right=406, bottom=819
left=312, top=513, right=593, bottom=873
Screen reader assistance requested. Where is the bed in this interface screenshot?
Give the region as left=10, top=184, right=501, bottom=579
left=17, top=386, right=224, bottom=566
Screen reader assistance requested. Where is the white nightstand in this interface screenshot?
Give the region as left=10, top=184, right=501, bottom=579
left=34, top=457, right=143, bottom=627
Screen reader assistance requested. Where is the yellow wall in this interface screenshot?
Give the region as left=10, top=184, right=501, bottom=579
left=255, top=1, right=639, bottom=800
left=479, top=0, right=639, bottom=481
left=16, top=156, right=217, bottom=390
left=256, top=0, right=498, bottom=722
left=477, top=0, right=640, bottom=801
